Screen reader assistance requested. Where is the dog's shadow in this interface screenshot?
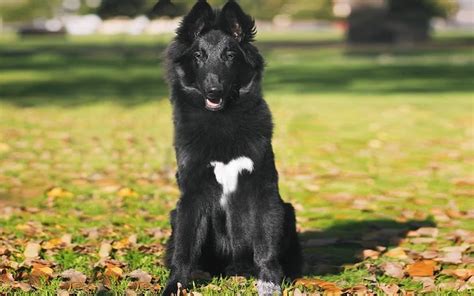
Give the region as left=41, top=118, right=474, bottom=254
left=299, top=218, right=435, bottom=275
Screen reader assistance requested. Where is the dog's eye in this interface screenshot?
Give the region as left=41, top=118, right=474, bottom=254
left=226, top=51, right=236, bottom=60
left=193, top=51, right=202, bottom=59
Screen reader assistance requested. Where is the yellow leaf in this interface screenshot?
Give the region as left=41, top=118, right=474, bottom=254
left=384, top=247, right=408, bottom=259
left=46, top=187, right=73, bottom=198
left=117, top=187, right=139, bottom=198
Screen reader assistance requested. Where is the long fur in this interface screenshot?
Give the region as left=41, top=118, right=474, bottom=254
left=162, top=1, right=302, bottom=295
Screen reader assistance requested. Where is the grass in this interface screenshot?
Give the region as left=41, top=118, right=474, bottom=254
left=0, top=31, right=473, bottom=295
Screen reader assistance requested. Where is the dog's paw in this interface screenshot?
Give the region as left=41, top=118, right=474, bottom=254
left=162, top=281, right=184, bottom=296
left=257, top=280, right=281, bottom=296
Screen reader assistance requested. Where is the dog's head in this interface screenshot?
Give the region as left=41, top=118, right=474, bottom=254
left=166, top=0, right=264, bottom=111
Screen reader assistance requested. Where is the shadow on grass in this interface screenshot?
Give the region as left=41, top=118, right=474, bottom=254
left=300, top=218, right=435, bottom=276
left=1, top=39, right=473, bottom=107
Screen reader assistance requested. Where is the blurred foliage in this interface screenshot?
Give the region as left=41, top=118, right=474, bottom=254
left=0, top=0, right=460, bottom=22
left=388, top=0, right=459, bottom=18
left=0, top=0, right=62, bottom=22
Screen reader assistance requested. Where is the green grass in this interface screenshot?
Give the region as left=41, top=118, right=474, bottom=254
left=0, top=32, right=473, bottom=294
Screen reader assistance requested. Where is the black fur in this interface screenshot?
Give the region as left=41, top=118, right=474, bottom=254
left=162, top=1, right=302, bottom=295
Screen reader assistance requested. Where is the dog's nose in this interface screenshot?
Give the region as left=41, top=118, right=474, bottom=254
left=206, top=87, right=223, bottom=99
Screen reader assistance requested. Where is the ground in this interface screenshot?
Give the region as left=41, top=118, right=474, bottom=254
left=0, top=31, right=473, bottom=295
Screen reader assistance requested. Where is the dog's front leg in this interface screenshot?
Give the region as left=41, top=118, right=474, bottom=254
left=253, top=213, right=284, bottom=296
left=162, top=197, right=207, bottom=296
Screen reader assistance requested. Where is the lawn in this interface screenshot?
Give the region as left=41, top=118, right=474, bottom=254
left=0, top=32, right=473, bottom=295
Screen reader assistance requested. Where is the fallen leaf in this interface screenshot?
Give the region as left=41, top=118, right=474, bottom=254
left=117, top=187, right=139, bottom=198
left=112, top=234, right=137, bottom=250
left=406, top=260, right=436, bottom=277
left=436, top=251, right=463, bottom=264
left=419, top=250, right=438, bottom=259
left=413, top=277, right=436, bottom=292
left=60, top=269, right=87, bottom=289
left=379, top=283, right=399, bottom=295
left=381, top=262, right=405, bottom=279
left=0, top=270, right=15, bottom=284
left=104, top=265, right=123, bottom=279
left=385, top=247, right=408, bottom=259
left=30, top=263, right=54, bottom=286
left=415, top=227, right=439, bottom=238
left=24, top=242, right=41, bottom=259
left=99, top=242, right=112, bottom=258
left=45, top=187, right=73, bottom=198
left=43, top=234, right=72, bottom=250
left=362, top=249, right=380, bottom=259
left=128, top=269, right=152, bottom=290
left=441, top=269, right=474, bottom=280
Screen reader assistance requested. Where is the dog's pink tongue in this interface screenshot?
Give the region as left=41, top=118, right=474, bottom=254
left=206, top=98, right=221, bottom=108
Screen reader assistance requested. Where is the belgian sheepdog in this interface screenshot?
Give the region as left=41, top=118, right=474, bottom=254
left=162, top=1, right=302, bottom=295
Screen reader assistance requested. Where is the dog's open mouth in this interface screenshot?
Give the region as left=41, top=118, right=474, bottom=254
left=205, top=97, right=224, bottom=111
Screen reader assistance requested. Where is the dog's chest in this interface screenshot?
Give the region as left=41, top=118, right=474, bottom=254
left=210, top=156, right=253, bottom=207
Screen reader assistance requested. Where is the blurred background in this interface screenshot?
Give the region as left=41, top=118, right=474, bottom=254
left=0, top=0, right=472, bottom=40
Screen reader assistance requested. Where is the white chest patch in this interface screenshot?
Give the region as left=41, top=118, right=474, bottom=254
left=210, top=156, right=254, bottom=207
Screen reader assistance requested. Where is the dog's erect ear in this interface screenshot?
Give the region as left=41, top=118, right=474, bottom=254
left=176, top=0, right=214, bottom=44
left=219, top=0, right=256, bottom=43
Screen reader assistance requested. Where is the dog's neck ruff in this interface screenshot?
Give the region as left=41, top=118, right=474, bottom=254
left=210, top=156, right=254, bottom=207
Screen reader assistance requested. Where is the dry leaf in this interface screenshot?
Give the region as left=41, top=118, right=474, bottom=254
left=406, top=260, right=436, bottom=277
left=43, top=234, right=71, bottom=250
left=46, top=187, right=73, bottom=198
left=436, top=251, right=463, bottom=264
left=415, top=227, right=439, bottom=238
left=413, top=277, right=435, bottom=292
left=379, top=283, right=399, bottom=295
left=128, top=269, right=152, bottom=290
left=441, top=269, right=474, bottom=280
left=381, top=262, right=405, bottom=279
left=117, top=187, right=139, bottom=198
left=362, top=249, right=380, bottom=259
left=99, top=242, right=112, bottom=258
left=385, top=247, right=408, bottom=259
left=59, top=269, right=87, bottom=289
left=24, top=242, right=41, bottom=259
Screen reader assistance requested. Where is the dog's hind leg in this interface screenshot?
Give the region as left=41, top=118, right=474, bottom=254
left=162, top=198, right=208, bottom=296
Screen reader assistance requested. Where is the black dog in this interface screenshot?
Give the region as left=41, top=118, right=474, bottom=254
left=162, top=1, right=301, bottom=295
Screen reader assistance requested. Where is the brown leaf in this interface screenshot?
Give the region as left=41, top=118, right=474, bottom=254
left=0, top=270, right=15, bottom=284
left=294, top=278, right=341, bottom=293
left=24, top=242, right=41, bottom=259
left=43, top=234, right=72, bottom=250
left=59, top=269, right=87, bottom=289
left=379, top=283, right=399, bottom=296
left=415, top=227, right=439, bottom=238
left=384, top=247, right=408, bottom=259
left=112, top=234, right=137, bottom=250
left=419, top=250, right=438, bottom=259
left=406, top=260, right=436, bottom=277
left=362, top=249, right=380, bottom=259
left=30, top=263, right=54, bottom=286
left=104, top=265, right=123, bottom=279
left=128, top=269, right=152, bottom=290
left=413, top=277, right=435, bottom=292
left=381, top=262, right=405, bottom=279
left=441, top=269, right=474, bottom=280
left=436, top=251, right=463, bottom=264
left=98, top=242, right=112, bottom=258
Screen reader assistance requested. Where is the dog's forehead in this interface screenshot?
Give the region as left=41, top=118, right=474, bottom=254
left=198, top=30, right=232, bottom=50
